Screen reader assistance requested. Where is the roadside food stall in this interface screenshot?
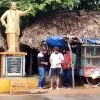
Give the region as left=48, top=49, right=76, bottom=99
left=42, top=35, right=82, bottom=88
left=80, top=38, right=100, bottom=86
left=43, top=36, right=100, bottom=86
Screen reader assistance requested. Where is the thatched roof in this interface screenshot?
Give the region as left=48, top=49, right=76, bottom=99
left=20, top=11, right=100, bottom=48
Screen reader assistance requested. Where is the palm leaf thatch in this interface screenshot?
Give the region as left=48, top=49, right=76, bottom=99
left=20, top=11, right=100, bottom=48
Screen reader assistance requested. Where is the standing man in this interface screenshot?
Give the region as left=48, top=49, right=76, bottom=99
left=1, top=2, right=31, bottom=52
left=49, top=47, right=64, bottom=90
left=37, top=49, right=48, bottom=89
left=62, top=49, right=73, bottom=88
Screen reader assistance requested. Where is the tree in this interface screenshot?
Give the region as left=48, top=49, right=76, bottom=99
left=0, top=0, right=99, bottom=33
left=0, top=0, right=80, bottom=17
left=0, top=0, right=100, bottom=17
left=76, top=0, right=100, bottom=11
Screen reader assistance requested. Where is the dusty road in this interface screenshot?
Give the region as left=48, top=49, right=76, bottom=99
left=0, top=88, right=100, bottom=100
left=0, top=94, right=100, bottom=100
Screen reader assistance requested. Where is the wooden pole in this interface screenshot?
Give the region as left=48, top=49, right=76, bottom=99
left=29, top=49, right=33, bottom=76
left=68, top=40, right=75, bottom=88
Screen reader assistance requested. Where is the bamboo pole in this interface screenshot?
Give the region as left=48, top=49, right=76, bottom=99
left=68, top=40, right=75, bottom=88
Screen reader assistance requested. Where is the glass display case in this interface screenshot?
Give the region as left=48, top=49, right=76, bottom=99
left=80, top=45, right=100, bottom=85
left=81, top=45, right=100, bottom=67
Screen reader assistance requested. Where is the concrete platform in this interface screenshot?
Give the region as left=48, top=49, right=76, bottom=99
left=0, top=77, right=38, bottom=94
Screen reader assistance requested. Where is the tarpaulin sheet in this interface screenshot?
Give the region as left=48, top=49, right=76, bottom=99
left=81, top=38, right=100, bottom=44
left=46, top=36, right=66, bottom=47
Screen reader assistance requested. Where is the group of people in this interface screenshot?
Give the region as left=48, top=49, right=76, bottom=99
left=37, top=47, right=74, bottom=90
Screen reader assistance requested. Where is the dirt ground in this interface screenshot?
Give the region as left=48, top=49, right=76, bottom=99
left=30, top=86, right=100, bottom=95
left=0, top=88, right=100, bottom=100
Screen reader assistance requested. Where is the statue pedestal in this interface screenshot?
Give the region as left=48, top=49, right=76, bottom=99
left=0, top=52, right=27, bottom=77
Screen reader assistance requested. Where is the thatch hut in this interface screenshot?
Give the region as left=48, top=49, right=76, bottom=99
left=20, top=11, right=100, bottom=75
left=20, top=11, right=100, bottom=48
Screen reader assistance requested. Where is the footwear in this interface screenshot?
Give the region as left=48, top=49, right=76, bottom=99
left=62, top=86, right=67, bottom=88
left=49, top=87, right=53, bottom=90
left=38, top=87, right=43, bottom=89
left=56, top=87, right=60, bottom=90
left=67, top=86, right=72, bottom=89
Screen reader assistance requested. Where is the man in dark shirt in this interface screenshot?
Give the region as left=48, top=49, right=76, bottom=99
left=37, top=49, right=48, bottom=89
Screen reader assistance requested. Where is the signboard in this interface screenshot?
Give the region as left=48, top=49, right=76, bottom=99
left=83, top=67, right=100, bottom=78
left=5, top=57, right=23, bottom=76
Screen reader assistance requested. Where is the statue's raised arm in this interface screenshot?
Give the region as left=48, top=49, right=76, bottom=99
left=19, top=6, right=32, bottom=16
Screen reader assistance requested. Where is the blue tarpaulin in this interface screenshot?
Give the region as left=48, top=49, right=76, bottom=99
left=81, top=38, right=100, bottom=45
left=46, top=36, right=100, bottom=47
left=46, top=36, right=66, bottom=47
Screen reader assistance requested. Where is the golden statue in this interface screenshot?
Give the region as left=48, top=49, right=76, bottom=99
left=1, top=2, right=31, bottom=52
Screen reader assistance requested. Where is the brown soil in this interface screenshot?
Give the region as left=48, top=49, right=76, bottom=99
left=34, top=87, right=100, bottom=95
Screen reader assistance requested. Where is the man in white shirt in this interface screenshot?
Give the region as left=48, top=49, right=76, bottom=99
left=49, top=47, right=64, bottom=90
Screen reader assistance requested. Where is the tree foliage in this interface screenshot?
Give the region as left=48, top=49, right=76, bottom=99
left=0, top=0, right=99, bottom=17
left=0, top=0, right=99, bottom=36
left=0, top=0, right=79, bottom=16
left=77, top=0, right=100, bottom=11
